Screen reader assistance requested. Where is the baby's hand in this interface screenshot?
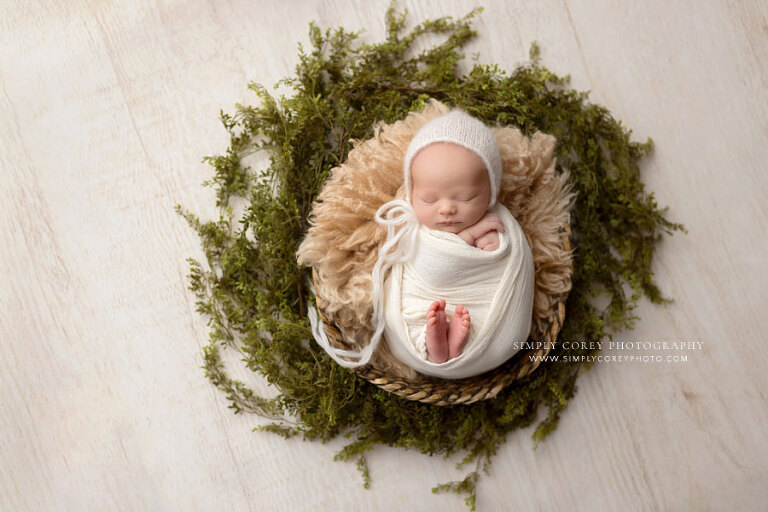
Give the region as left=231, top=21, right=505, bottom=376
left=475, top=231, right=500, bottom=252
left=457, top=211, right=505, bottom=248
left=471, top=212, right=504, bottom=238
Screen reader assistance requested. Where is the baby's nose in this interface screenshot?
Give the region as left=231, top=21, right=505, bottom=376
left=439, top=201, right=457, bottom=214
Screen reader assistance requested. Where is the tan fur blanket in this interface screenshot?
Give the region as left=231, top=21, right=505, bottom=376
left=297, top=99, right=575, bottom=379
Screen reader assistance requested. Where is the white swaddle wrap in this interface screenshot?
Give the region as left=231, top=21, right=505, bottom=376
left=308, top=198, right=535, bottom=380
left=379, top=200, right=535, bottom=379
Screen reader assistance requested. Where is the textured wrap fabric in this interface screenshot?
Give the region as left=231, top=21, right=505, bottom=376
left=380, top=201, right=535, bottom=379
left=308, top=197, right=535, bottom=379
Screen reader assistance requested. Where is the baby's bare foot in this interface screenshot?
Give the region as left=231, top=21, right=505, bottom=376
left=447, top=305, right=470, bottom=360
left=426, top=299, right=448, bottom=363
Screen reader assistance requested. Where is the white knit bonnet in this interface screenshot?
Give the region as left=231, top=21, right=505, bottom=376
left=403, top=108, right=502, bottom=206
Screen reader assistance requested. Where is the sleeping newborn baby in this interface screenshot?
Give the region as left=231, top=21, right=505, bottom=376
left=409, top=141, right=507, bottom=363
left=309, top=108, right=535, bottom=379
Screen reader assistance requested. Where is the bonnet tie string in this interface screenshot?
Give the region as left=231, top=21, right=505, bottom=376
left=308, top=198, right=419, bottom=368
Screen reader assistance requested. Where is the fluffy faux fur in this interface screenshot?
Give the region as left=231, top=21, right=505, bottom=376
left=297, top=100, right=575, bottom=379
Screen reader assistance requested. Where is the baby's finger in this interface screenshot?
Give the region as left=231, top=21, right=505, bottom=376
left=489, top=219, right=505, bottom=232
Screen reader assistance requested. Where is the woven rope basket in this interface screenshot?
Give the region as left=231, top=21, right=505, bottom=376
left=312, top=224, right=572, bottom=406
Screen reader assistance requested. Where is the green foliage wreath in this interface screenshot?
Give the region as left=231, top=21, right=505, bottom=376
left=176, top=3, right=685, bottom=509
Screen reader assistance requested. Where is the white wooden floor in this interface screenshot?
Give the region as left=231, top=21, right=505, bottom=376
left=2, top=1, right=767, bottom=510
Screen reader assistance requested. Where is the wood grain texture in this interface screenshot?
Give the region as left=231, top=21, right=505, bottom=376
left=1, top=0, right=766, bottom=510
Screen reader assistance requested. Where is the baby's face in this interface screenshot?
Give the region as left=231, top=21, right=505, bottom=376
left=410, top=142, right=491, bottom=234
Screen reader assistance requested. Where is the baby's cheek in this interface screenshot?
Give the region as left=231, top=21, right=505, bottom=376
left=411, top=203, right=433, bottom=225
left=468, top=205, right=490, bottom=226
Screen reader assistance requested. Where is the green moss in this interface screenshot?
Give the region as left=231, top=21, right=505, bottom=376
left=176, top=2, right=686, bottom=509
